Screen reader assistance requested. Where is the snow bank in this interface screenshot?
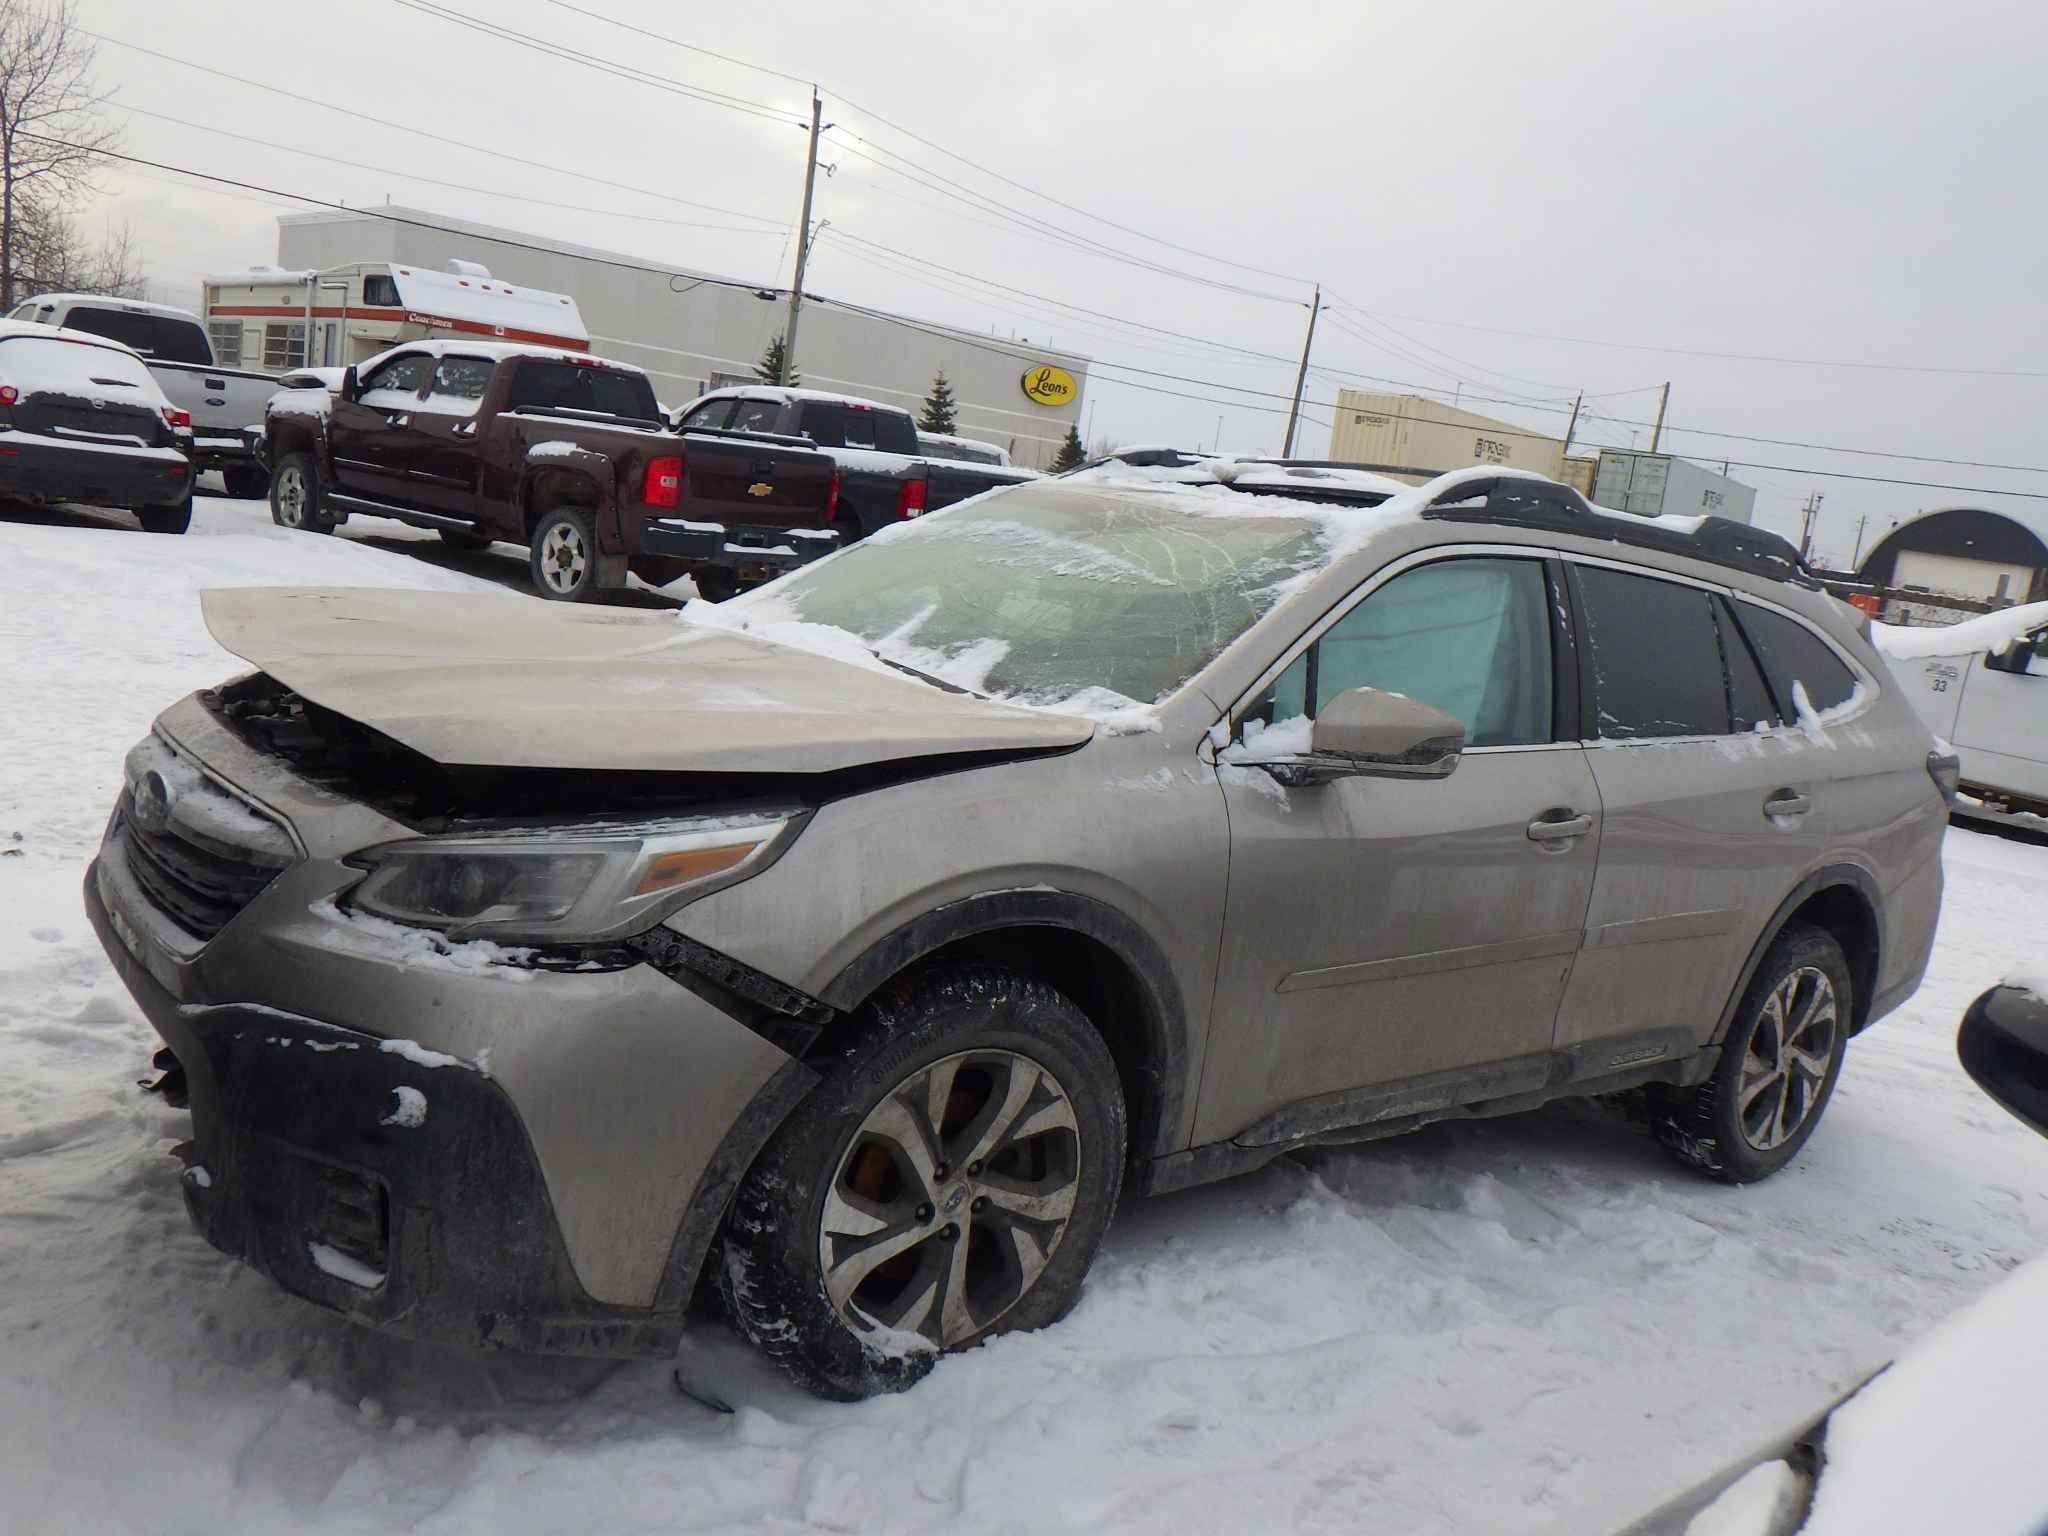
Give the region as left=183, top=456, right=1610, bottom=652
left=1873, top=600, right=2048, bottom=661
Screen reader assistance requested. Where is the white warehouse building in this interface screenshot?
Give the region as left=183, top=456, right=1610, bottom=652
left=241, top=207, right=1089, bottom=469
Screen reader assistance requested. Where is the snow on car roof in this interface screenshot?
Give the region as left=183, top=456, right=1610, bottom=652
left=386, top=264, right=588, bottom=346
left=695, top=384, right=913, bottom=414
left=355, top=338, right=647, bottom=374
left=13, top=293, right=200, bottom=321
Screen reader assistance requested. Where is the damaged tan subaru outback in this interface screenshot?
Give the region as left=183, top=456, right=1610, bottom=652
left=85, top=464, right=1952, bottom=1399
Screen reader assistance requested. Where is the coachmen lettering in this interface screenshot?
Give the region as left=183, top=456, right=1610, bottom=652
left=1021, top=364, right=1076, bottom=406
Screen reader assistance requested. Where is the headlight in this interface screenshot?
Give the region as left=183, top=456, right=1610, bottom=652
left=343, top=812, right=802, bottom=942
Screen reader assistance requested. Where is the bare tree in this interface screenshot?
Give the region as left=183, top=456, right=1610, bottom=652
left=10, top=199, right=142, bottom=297
left=0, top=0, right=120, bottom=307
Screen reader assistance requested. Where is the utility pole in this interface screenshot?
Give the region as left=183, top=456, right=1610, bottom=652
left=1850, top=512, right=1869, bottom=569
left=780, top=89, right=825, bottom=386
left=1649, top=382, right=1670, bottom=452
left=1282, top=283, right=1320, bottom=457
left=1798, top=492, right=1824, bottom=562
left=1561, top=391, right=1583, bottom=454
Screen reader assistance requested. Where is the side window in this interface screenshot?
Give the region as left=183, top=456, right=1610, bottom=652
left=1573, top=565, right=1729, bottom=739
left=728, top=398, right=783, bottom=434
left=422, top=356, right=494, bottom=415
left=63, top=306, right=156, bottom=353
left=152, top=319, right=211, bottom=365
left=1735, top=602, right=1861, bottom=715
left=841, top=409, right=881, bottom=449
left=1244, top=557, right=1554, bottom=748
left=1714, top=597, right=1780, bottom=731
left=357, top=353, right=432, bottom=408
left=362, top=274, right=400, bottom=307
left=262, top=321, right=307, bottom=370
left=678, top=399, right=734, bottom=433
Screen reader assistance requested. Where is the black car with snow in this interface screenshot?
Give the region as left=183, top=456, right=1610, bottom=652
left=674, top=386, right=1038, bottom=547
left=0, top=320, right=195, bottom=533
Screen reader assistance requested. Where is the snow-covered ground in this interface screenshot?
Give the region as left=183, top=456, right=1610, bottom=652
left=4, top=497, right=2047, bottom=1534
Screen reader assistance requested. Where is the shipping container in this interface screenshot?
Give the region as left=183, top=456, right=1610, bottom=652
left=1327, top=390, right=1565, bottom=479
left=1558, top=455, right=1599, bottom=498
left=1591, top=450, right=1757, bottom=524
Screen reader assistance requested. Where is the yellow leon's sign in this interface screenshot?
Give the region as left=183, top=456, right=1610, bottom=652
left=1020, top=364, right=1076, bottom=406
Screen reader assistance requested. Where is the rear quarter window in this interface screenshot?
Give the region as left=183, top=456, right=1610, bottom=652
left=1573, top=564, right=1730, bottom=739
left=1735, top=602, right=1861, bottom=715
left=508, top=360, right=659, bottom=423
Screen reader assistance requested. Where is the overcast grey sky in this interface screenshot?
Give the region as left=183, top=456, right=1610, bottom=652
left=72, top=0, right=2048, bottom=560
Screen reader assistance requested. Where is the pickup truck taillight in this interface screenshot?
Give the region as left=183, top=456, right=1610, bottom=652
left=895, top=476, right=928, bottom=519
left=642, top=454, right=683, bottom=508
left=826, top=470, right=840, bottom=522
left=161, top=405, right=191, bottom=430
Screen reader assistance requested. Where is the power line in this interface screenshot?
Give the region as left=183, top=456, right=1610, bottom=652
left=539, top=0, right=1314, bottom=288
left=81, top=29, right=788, bottom=228
left=1361, top=307, right=2048, bottom=381
left=386, top=0, right=809, bottom=128
left=111, top=102, right=784, bottom=237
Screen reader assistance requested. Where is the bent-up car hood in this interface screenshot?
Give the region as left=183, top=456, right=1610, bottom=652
left=199, top=587, right=1094, bottom=772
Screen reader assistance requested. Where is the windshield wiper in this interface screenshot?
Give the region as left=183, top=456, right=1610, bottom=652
left=872, top=651, right=980, bottom=696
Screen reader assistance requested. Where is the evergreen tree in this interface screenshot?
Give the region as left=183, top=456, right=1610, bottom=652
left=754, top=333, right=798, bottom=386
left=1050, top=424, right=1087, bottom=472
left=917, top=368, right=958, bottom=434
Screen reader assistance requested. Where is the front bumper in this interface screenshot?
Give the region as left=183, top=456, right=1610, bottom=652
left=81, top=700, right=817, bottom=1354
left=639, top=516, right=840, bottom=572
left=0, top=431, right=191, bottom=508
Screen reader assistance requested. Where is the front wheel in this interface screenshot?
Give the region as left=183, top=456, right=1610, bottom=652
left=269, top=453, right=332, bottom=534
left=1650, top=921, right=1851, bottom=1183
left=528, top=504, right=621, bottom=602
left=719, top=965, right=1126, bottom=1400
left=136, top=496, right=192, bottom=535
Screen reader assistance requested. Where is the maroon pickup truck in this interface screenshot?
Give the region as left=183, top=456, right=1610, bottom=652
left=262, top=342, right=841, bottom=602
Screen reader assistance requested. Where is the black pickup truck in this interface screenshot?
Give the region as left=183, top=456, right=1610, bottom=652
left=263, top=343, right=841, bottom=601
left=673, top=386, right=1038, bottom=545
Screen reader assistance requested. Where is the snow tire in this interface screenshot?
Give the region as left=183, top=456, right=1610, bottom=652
left=1650, top=922, right=1851, bottom=1184
left=269, top=453, right=332, bottom=534
left=528, top=504, right=621, bottom=602
left=718, top=963, right=1126, bottom=1401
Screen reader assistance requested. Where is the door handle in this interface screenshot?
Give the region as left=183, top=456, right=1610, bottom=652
left=1765, top=790, right=1813, bottom=820
left=1527, top=811, right=1595, bottom=842
left=451, top=420, right=477, bottom=438
left=385, top=413, right=410, bottom=429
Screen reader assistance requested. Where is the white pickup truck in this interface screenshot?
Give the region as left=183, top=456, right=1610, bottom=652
left=1882, top=601, right=2048, bottom=814
left=9, top=293, right=278, bottom=497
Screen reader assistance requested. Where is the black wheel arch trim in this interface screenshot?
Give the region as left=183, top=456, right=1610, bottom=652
left=1714, top=863, right=1886, bottom=1045
left=818, top=888, right=1190, bottom=1163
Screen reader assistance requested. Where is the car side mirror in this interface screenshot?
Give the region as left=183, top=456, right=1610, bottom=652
left=1957, top=985, right=2048, bottom=1138
left=339, top=366, right=360, bottom=404
left=1252, top=688, right=1465, bottom=787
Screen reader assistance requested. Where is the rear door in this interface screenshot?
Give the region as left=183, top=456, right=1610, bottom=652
left=327, top=351, right=434, bottom=504
left=403, top=353, right=495, bottom=514
left=1197, top=550, right=1604, bottom=1148
left=1551, top=561, right=1830, bottom=1061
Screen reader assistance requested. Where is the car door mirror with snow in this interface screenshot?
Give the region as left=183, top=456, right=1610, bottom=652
left=1255, top=688, right=1465, bottom=787
left=339, top=365, right=361, bottom=405
left=1983, top=631, right=2047, bottom=677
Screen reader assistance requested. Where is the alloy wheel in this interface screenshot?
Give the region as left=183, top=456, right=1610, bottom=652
left=818, top=1048, right=1082, bottom=1350
left=1737, top=966, right=1838, bottom=1151
left=540, top=521, right=588, bottom=595
left=275, top=466, right=306, bottom=528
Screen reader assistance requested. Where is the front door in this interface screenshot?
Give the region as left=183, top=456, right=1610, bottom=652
left=1551, top=565, right=1833, bottom=1060
left=1196, top=552, right=1603, bottom=1148
left=326, top=350, right=433, bottom=504
left=1955, top=625, right=2048, bottom=800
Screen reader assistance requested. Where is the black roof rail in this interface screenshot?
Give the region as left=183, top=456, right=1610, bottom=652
left=1422, top=476, right=1818, bottom=589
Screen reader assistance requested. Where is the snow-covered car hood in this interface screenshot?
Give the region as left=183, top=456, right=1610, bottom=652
left=199, top=587, right=1095, bottom=773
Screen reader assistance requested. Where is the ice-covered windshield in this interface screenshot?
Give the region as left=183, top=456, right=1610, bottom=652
left=716, top=488, right=1341, bottom=711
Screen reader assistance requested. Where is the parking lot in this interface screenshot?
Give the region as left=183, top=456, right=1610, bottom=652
left=3, top=496, right=2046, bottom=1535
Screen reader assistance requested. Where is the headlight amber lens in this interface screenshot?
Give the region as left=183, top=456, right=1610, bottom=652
left=634, top=840, right=764, bottom=895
